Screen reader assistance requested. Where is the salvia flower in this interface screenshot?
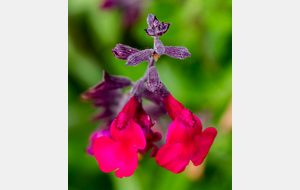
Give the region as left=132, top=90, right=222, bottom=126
left=155, top=92, right=217, bottom=174
left=82, top=13, right=217, bottom=179
left=93, top=96, right=146, bottom=178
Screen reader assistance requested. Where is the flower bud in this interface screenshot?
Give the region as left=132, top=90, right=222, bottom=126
left=112, top=44, right=140, bottom=60
left=144, top=14, right=171, bottom=37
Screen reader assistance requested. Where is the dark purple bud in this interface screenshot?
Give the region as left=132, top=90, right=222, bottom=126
left=112, top=44, right=140, bottom=60
left=146, top=66, right=162, bottom=93
left=154, top=38, right=165, bottom=55
left=144, top=14, right=171, bottom=37
left=81, top=71, right=132, bottom=100
left=163, top=46, right=191, bottom=59
left=126, top=49, right=154, bottom=66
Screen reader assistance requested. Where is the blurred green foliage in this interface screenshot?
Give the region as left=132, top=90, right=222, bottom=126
left=69, top=0, right=232, bottom=189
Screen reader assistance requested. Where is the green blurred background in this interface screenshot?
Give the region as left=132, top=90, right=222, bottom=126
left=68, top=0, right=232, bottom=189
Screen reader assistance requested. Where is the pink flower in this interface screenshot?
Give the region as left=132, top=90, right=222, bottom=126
left=155, top=94, right=217, bottom=174
left=93, top=97, right=146, bottom=178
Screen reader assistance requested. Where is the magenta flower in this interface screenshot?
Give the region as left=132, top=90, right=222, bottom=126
left=93, top=96, right=146, bottom=178
left=155, top=94, right=217, bottom=174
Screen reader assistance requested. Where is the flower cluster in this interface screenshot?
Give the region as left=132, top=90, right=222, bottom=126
left=82, top=14, right=217, bottom=178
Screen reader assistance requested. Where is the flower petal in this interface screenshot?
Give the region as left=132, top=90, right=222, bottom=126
left=163, top=46, right=191, bottom=59
left=93, top=136, right=123, bottom=173
left=114, top=148, right=138, bottom=178
left=166, top=114, right=202, bottom=146
left=163, top=94, right=184, bottom=120
left=93, top=136, right=139, bottom=178
left=191, top=127, right=217, bottom=166
left=165, top=118, right=187, bottom=144
left=125, top=49, right=153, bottom=66
left=111, top=118, right=146, bottom=150
left=155, top=143, right=190, bottom=174
left=128, top=119, right=147, bottom=149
